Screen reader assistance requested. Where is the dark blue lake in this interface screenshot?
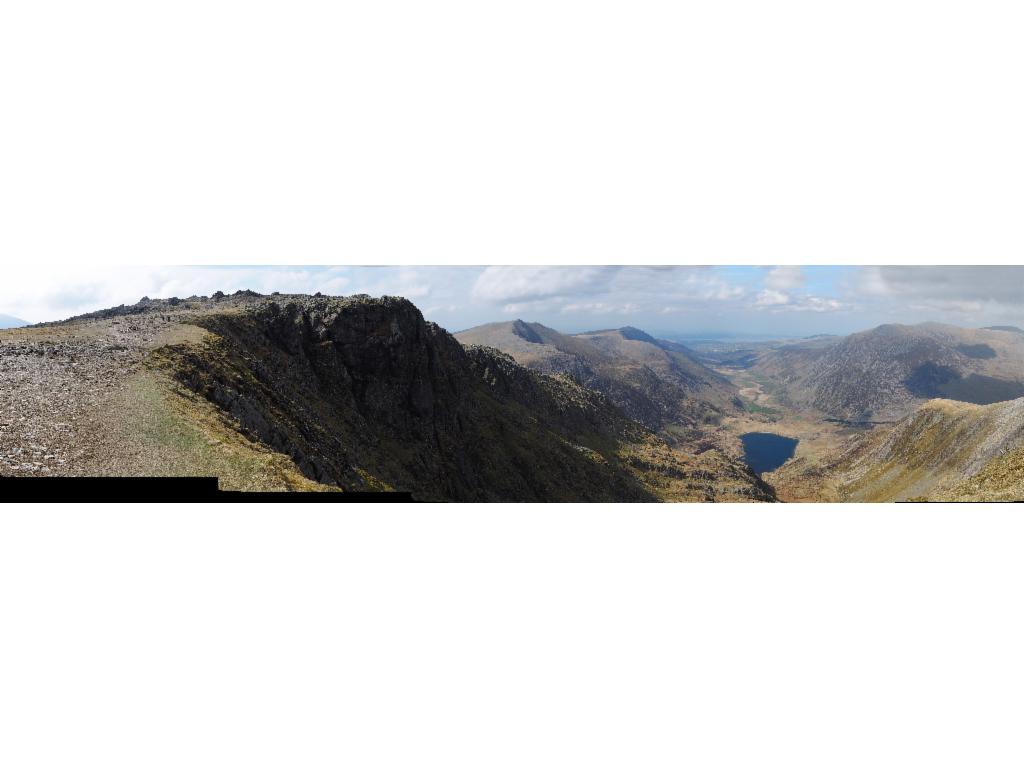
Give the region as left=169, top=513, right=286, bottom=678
left=740, top=432, right=798, bottom=475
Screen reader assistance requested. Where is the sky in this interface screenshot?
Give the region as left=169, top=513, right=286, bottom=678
left=2, top=265, right=1022, bottom=339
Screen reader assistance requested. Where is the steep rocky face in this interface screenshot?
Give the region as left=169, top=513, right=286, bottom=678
left=455, top=320, right=741, bottom=440
left=155, top=296, right=774, bottom=502
left=753, top=323, right=1024, bottom=421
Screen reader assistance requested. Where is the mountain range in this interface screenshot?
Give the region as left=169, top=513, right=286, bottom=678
left=455, top=320, right=741, bottom=444
left=751, top=322, right=1024, bottom=421
left=2, top=293, right=1023, bottom=502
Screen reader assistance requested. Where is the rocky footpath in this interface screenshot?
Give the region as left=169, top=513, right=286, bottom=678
left=0, top=314, right=184, bottom=474
left=0, top=290, right=298, bottom=477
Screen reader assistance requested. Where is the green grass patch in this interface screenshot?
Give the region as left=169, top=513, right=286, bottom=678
left=117, top=366, right=337, bottom=492
left=741, top=398, right=781, bottom=418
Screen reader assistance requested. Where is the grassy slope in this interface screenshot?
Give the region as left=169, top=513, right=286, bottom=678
left=86, top=328, right=337, bottom=491
left=938, top=444, right=1024, bottom=501
left=833, top=398, right=1024, bottom=501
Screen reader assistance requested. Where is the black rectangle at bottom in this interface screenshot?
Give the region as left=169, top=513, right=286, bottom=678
left=0, top=477, right=414, bottom=503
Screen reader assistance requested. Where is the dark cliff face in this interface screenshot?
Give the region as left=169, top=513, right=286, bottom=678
left=251, top=296, right=468, bottom=439
left=159, top=295, right=673, bottom=501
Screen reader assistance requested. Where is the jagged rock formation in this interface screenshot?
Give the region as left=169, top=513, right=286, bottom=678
left=455, top=320, right=741, bottom=442
left=2, top=292, right=775, bottom=501
left=752, top=322, right=1024, bottom=421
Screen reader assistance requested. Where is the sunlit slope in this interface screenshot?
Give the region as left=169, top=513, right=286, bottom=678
left=835, top=397, right=1024, bottom=501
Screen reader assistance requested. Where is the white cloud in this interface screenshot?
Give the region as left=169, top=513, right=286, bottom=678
left=756, top=289, right=791, bottom=306
left=794, top=296, right=843, bottom=312
left=764, top=266, right=805, bottom=292
left=859, top=266, right=1024, bottom=303
left=678, top=270, right=747, bottom=301
left=853, top=266, right=1024, bottom=322
left=15, top=264, right=1015, bottom=338
left=755, top=289, right=845, bottom=313
left=477, top=267, right=754, bottom=321
left=471, top=266, right=619, bottom=303
left=561, top=301, right=640, bottom=315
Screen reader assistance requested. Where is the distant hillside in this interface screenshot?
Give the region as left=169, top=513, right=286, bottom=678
left=0, top=314, right=28, bottom=329
left=982, top=325, right=1024, bottom=334
left=455, top=320, right=742, bottom=440
left=753, top=322, right=1024, bottom=420
left=575, top=326, right=740, bottom=413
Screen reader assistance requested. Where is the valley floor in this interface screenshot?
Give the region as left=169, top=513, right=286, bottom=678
left=708, top=362, right=1024, bottom=503
left=707, top=364, right=874, bottom=502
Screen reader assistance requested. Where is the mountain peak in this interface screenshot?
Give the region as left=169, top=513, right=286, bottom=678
left=617, top=326, right=657, bottom=343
